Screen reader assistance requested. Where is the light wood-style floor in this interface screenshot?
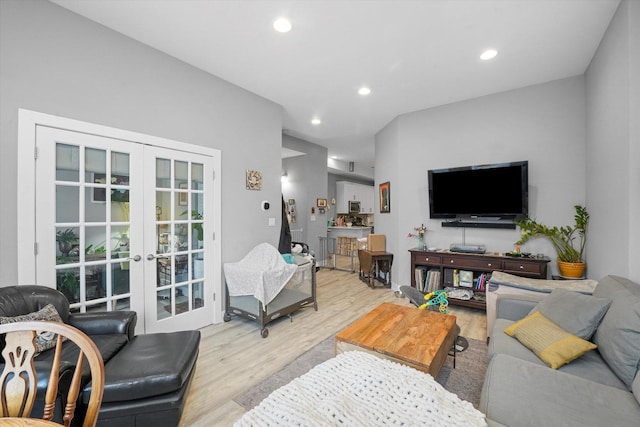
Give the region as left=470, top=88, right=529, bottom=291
left=179, top=264, right=487, bottom=426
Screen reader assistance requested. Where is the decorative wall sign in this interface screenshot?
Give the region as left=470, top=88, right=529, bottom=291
left=246, top=170, right=262, bottom=190
left=380, top=181, right=390, bottom=213
left=317, top=198, right=328, bottom=214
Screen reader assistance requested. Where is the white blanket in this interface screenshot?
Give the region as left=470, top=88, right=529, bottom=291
left=224, top=243, right=298, bottom=307
left=235, top=351, right=487, bottom=427
left=489, top=271, right=598, bottom=294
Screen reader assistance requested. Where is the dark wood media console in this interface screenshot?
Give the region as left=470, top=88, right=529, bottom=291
left=409, top=248, right=550, bottom=310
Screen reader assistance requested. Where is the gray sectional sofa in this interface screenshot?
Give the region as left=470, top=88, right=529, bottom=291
left=480, top=275, right=640, bottom=427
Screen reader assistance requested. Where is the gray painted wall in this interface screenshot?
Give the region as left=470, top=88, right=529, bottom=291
left=586, top=0, right=640, bottom=282
left=282, top=135, right=328, bottom=256
left=0, top=0, right=283, bottom=285
left=375, top=0, right=640, bottom=287
left=375, top=76, right=588, bottom=288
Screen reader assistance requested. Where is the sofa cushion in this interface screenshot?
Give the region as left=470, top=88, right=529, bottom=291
left=634, top=371, right=640, bottom=406
left=89, top=334, right=131, bottom=363
left=0, top=303, right=66, bottom=352
left=490, top=319, right=547, bottom=364
left=529, top=288, right=611, bottom=339
left=34, top=334, right=129, bottom=375
left=504, top=311, right=596, bottom=369
left=592, top=275, right=640, bottom=389
left=481, top=354, right=640, bottom=427
left=491, top=319, right=627, bottom=390
left=87, top=331, right=200, bottom=403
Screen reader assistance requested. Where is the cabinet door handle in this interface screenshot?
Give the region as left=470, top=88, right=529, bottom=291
left=450, top=260, right=455, bottom=264
left=487, top=263, right=492, bottom=267
left=519, top=265, right=524, bottom=269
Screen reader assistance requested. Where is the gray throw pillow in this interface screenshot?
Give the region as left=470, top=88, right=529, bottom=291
left=593, top=276, right=640, bottom=390
left=0, top=303, right=66, bottom=353
left=529, top=288, right=611, bottom=340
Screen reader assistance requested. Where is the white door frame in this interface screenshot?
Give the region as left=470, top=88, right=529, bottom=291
left=17, top=109, right=223, bottom=327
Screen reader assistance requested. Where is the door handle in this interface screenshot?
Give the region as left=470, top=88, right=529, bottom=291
left=147, top=253, right=171, bottom=261
left=126, top=254, right=142, bottom=262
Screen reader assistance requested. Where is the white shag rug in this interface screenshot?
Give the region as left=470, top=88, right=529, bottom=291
left=234, top=351, right=487, bottom=427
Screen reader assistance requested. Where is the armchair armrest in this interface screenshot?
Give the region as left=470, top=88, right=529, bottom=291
left=68, top=311, right=137, bottom=339
left=495, top=294, right=544, bottom=321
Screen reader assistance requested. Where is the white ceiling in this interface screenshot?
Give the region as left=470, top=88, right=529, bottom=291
left=51, top=0, right=620, bottom=173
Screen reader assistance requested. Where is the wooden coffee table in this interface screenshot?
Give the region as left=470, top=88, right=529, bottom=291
left=335, top=302, right=456, bottom=377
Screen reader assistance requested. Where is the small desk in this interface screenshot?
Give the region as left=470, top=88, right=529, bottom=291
left=358, top=250, right=393, bottom=288
left=335, top=302, right=456, bottom=377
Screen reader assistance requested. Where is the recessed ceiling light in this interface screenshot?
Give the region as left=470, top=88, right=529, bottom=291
left=311, top=118, right=321, bottom=125
left=273, top=17, right=292, bottom=33
left=480, top=49, right=498, bottom=60
left=358, top=87, right=371, bottom=96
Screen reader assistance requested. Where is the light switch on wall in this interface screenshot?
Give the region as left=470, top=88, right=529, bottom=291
left=310, top=215, right=316, bottom=222
left=268, top=218, right=275, bottom=226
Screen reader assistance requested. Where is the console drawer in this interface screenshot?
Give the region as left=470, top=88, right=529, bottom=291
left=443, top=256, right=502, bottom=270
left=413, top=254, right=441, bottom=266
left=503, top=260, right=543, bottom=275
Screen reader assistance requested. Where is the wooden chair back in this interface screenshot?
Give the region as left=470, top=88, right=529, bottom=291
left=0, top=321, right=104, bottom=427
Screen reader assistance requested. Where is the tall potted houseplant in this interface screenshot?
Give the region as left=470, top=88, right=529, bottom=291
left=515, top=205, right=589, bottom=278
left=56, top=228, right=78, bottom=257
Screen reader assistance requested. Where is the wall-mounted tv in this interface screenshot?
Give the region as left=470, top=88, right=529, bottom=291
left=428, top=161, right=528, bottom=220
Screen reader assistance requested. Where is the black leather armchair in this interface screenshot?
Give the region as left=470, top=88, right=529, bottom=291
left=0, top=285, right=137, bottom=336
left=0, top=285, right=136, bottom=423
left=1, top=285, right=200, bottom=427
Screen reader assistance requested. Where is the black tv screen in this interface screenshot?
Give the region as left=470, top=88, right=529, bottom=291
left=428, top=161, right=528, bottom=219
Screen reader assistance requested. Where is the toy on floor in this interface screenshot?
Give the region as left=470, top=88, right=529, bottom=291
left=419, top=289, right=450, bottom=314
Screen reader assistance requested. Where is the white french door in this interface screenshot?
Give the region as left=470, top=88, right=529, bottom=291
left=35, top=126, right=146, bottom=322
left=142, top=146, right=215, bottom=333
left=28, top=115, right=220, bottom=334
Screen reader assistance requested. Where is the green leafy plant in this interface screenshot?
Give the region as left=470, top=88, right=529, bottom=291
left=515, top=205, right=589, bottom=263
left=57, top=270, right=80, bottom=303
left=56, top=228, right=78, bottom=256
left=111, top=231, right=130, bottom=251
left=56, top=228, right=78, bottom=244
left=85, top=244, right=106, bottom=254
left=181, top=210, right=204, bottom=242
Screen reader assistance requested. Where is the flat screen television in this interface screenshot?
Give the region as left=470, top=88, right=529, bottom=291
left=428, top=161, right=528, bottom=220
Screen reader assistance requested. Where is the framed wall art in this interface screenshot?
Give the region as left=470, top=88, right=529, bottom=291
left=178, top=182, right=188, bottom=206
left=379, top=181, right=390, bottom=213
left=246, top=170, right=262, bottom=190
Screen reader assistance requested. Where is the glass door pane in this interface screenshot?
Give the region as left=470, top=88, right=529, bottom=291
left=144, top=146, right=213, bottom=333
left=54, top=143, right=136, bottom=313
left=38, top=126, right=144, bottom=324
left=153, top=158, right=206, bottom=320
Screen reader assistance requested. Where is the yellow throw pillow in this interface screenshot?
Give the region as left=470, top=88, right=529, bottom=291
left=504, top=311, right=597, bottom=369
